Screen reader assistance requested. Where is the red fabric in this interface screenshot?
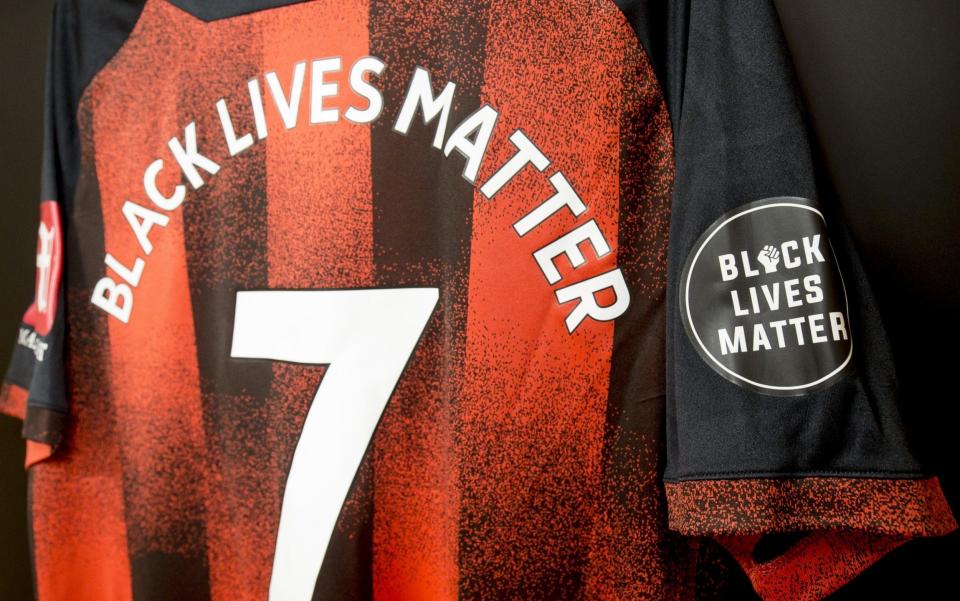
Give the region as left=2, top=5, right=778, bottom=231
left=25, top=440, right=53, bottom=469
left=0, top=382, right=28, bottom=420
left=667, top=477, right=957, bottom=599
left=664, top=476, right=957, bottom=537
left=22, top=201, right=63, bottom=337
left=716, top=531, right=907, bottom=601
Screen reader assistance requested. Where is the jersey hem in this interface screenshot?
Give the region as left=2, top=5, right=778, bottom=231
left=21, top=404, right=67, bottom=454
left=663, top=468, right=935, bottom=481
left=0, top=382, right=28, bottom=421
left=714, top=530, right=909, bottom=601
left=664, top=475, right=958, bottom=537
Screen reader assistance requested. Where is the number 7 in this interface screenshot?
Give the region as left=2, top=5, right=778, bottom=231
left=230, top=288, right=439, bottom=601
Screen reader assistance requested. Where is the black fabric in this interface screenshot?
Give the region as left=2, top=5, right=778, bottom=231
left=614, top=0, right=930, bottom=481
left=166, top=0, right=308, bottom=22
left=752, top=531, right=809, bottom=565
left=614, top=0, right=689, bottom=134
left=21, top=405, right=68, bottom=449
left=2, top=302, right=66, bottom=415
left=2, top=0, right=145, bottom=437
left=42, top=0, right=146, bottom=204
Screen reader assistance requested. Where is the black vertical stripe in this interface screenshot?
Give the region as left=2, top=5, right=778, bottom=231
left=171, top=18, right=269, bottom=601
left=312, top=460, right=374, bottom=601
left=61, top=93, right=124, bottom=587
left=590, top=36, right=678, bottom=595
left=364, top=1, right=490, bottom=598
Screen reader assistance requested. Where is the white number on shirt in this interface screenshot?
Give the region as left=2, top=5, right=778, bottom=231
left=230, top=288, right=439, bottom=601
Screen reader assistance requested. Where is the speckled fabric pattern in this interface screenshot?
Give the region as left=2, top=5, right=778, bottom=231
left=664, top=476, right=957, bottom=537
left=716, top=531, right=908, bottom=600
left=0, top=382, right=27, bottom=421
left=4, top=1, right=958, bottom=600
left=665, top=475, right=958, bottom=598
left=20, top=0, right=686, bottom=599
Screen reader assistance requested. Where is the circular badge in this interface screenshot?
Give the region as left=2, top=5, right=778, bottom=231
left=679, top=197, right=853, bottom=396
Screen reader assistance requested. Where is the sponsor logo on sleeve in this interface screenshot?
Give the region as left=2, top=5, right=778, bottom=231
left=679, top=197, right=852, bottom=396
left=22, top=200, right=63, bottom=339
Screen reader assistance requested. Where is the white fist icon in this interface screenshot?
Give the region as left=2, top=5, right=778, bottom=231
left=757, top=244, right=780, bottom=274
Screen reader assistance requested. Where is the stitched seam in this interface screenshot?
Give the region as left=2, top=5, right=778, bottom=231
left=663, top=470, right=934, bottom=482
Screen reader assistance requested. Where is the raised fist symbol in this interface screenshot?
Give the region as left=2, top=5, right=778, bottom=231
left=757, top=244, right=780, bottom=274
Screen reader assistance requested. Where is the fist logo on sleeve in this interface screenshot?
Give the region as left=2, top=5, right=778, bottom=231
left=679, top=197, right=853, bottom=396
left=757, top=245, right=780, bottom=274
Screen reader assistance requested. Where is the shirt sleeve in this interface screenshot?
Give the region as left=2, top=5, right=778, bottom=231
left=651, top=0, right=958, bottom=597
left=1, top=2, right=75, bottom=468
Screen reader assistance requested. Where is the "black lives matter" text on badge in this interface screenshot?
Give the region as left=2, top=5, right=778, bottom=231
left=679, top=197, right=853, bottom=396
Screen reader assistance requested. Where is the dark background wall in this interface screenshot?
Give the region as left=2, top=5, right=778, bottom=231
left=774, top=1, right=960, bottom=597
left=775, top=0, right=960, bottom=599
left=0, top=1, right=956, bottom=599
left=0, top=3, right=54, bottom=600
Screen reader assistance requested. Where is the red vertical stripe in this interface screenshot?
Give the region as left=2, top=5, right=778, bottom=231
left=31, top=439, right=132, bottom=601
left=263, top=2, right=374, bottom=288
left=457, top=0, right=627, bottom=595
left=582, top=8, right=678, bottom=598
left=92, top=0, right=208, bottom=588
left=31, top=283, right=132, bottom=601
left=172, top=6, right=270, bottom=599
left=261, top=1, right=376, bottom=598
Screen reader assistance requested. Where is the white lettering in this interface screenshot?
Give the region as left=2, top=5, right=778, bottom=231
left=784, top=278, right=802, bottom=308
left=122, top=200, right=169, bottom=256
left=393, top=67, right=456, bottom=149
left=443, top=104, right=498, bottom=183
left=830, top=311, right=849, bottom=341
left=513, top=172, right=586, bottom=236
left=555, top=268, right=630, bottom=333
left=533, top=219, right=610, bottom=285
left=310, top=57, right=341, bottom=124
left=92, top=277, right=133, bottom=323
left=143, top=159, right=186, bottom=211
left=104, top=253, right=145, bottom=287
left=266, top=61, right=307, bottom=130
left=781, top=240, right=800, bottom=268
left=345, top=57, right=385, bottom=124
left=804, top=274, right=824, bottom=304
left=248, top=78, right=268, bottom=140
left=803, top=235, right=825, bottom=264
left=730, top=290, right=749, bottom=317
left=217, top=98, right=254, bottom=156
left=719, top=326, right=747, bottom=355
left=719, top=254, right=738, bottom=281
left=479, top=130, right=549, bottom=199
left=752, top=323, right=772, bottom=351
left=168, top=122, right=221, bottom=188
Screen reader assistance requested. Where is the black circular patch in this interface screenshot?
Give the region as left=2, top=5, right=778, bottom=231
left=679, top=197, right=853, bottom=396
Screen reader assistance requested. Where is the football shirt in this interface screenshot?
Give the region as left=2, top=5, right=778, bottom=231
left=2, top=1, right=955, bottom=600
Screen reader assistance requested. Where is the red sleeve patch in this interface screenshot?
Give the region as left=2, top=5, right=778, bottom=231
left=22, top=200, right=63, bottom=337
